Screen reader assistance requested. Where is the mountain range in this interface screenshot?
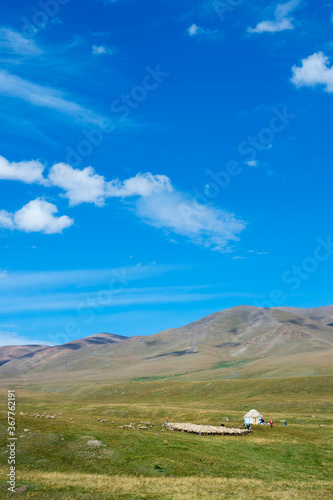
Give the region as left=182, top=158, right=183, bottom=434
left=1, top=305, right=332, bottom=384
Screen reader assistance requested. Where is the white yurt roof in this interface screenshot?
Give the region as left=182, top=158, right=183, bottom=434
left=244, top=409, right=263, bottom=419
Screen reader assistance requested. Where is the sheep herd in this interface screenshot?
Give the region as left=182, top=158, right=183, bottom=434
left=23, top=412, right=250, bottom=436
left=166, top=422, right=251, bottom=436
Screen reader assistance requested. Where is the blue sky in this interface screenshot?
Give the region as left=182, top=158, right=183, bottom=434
left=0, top=0, right=333, bottom=345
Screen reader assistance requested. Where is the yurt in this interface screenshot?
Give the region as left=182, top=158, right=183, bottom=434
left=244, top=409, right=264, bottom=425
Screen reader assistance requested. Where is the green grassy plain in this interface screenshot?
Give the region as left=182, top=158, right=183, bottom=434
left=0, top=376, right=332, bottom=499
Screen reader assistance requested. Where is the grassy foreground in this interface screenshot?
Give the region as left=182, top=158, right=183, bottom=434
left=0, top=376, right=332, bottom=499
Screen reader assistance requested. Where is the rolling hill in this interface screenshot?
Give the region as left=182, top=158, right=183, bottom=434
left=0, top=344, right=47, bottom=367
left=278, top=305, right=333, bottom=327
left=0, top=305, right=332, bottom=384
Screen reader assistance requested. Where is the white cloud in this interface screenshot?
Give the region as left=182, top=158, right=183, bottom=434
left=0, top=155, right=46, bottom=184
left=135, top=191, right=245, bottom=252
left=92, top=45, right=118, bottom=55
left=14, top=199, right=73, bottom=234
left=0, top=70, right=106, bottom=126
left=248, top=0, right=300, bottom=33
left=186, top=23, right=218, bottom=37
left=187, top=24, right=200, bottom=36
left=0, top=154, right=245, bottom=251
left=0, top=199, right=73, bottom=234
left=246, top=160, right=258, bottom=167
left=48, top=163, right=110, bottom=207
left=291, top=52, right=333, bottom=93
left=0, top=27, right=42, bottom=56
left=48, top=164, right=173, bottom=206
left=0, top=331, right=52, bottom=346
left=0, top=210, right=13, bottom=230
left=47, top=164, right=245, bottom=251
left=0, top=155, right=172, bottom=207
left=108, top=172, right=173, bottom=198
left=43, top=168, right=243, bottom=252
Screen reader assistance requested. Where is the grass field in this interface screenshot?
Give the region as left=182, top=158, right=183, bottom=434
left=0, top=376, right=333, bottom=499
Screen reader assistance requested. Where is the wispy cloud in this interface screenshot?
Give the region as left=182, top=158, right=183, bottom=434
left=248, top=250, right=269, bottom=255
left=186, top=23, right=219, bottom=37
left=0, top=70, right=107, bottom=126
left=0, top=210, right=13, bottom=230
left=291, top=52, right=333, bottom=93
left=92, top=45, right=118, bottom=55
left=0, top=286, right=257, bottom=314
left=134, top=190, right=245, bottom=252
left=0, top=264, right=179, bottom=293
left=0, top=27, right=42, bottom=56
left=248, top=0, right=300, bottom=34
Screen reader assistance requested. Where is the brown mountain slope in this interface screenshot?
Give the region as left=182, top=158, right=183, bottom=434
left=0, top=333, right=127, bottom=372
left=0, top=345, right=47, bottom=367
left=57, top=332, right=129, bottom=350
left=278, top=305, right=333, bottom=327
left=0, top=306, right=332, bottom=381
